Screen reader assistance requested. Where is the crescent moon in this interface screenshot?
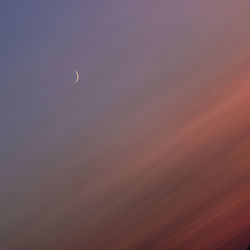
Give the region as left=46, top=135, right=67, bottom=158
left=74, top=70, right=79, bottom=84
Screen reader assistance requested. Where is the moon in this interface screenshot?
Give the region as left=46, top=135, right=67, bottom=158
left=74, top=70, right=80, bottom=84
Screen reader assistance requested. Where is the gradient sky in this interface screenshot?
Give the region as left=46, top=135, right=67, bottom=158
left=1, top=1, right=250, bottom=249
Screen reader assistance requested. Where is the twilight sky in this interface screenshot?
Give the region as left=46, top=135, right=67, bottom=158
left=1, top=1, right=250, bottom=249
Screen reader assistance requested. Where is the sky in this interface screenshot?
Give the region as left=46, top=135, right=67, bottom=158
left=1, top=1, right=250, bottom=249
